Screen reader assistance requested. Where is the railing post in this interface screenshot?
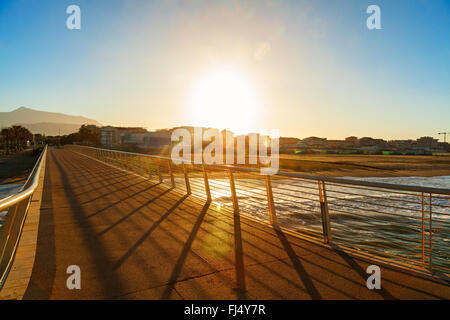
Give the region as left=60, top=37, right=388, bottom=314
left=318, top=180, right=332, bottom=244
left=168, top=160, right=175, bottom=188
left=156, top=159, right=163, bottom=183
left=126, top=154, right=130, bottom=170
left=138, top=156, right=144, bottom=176
left=147, top=159, right=153, bottom=180
left=202, top=164, right=211, bottom=202
left=265, top=175, right=278, bottom=226
left=229, top=168, right=239, bottom=214
left=421, top=192, right=425, bottom=265
left=0, top=204, right=19, bottom=263
left=183, top=162, right=191, bottom=195
left=429, top=193, right=433, bottom=271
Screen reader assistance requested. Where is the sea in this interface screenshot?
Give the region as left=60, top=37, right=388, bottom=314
left=0, top=184, right=23, bottom=228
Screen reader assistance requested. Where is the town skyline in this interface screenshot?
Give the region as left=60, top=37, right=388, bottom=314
left=2, top=105, right=449, bottom=142
left=38, top=123, right=448, bottom=156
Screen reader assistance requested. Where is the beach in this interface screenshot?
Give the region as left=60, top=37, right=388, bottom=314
left=278, top=154, right=450, bottom=177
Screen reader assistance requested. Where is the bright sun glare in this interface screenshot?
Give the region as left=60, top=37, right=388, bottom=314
left=190, top=70, right=259, bottom=134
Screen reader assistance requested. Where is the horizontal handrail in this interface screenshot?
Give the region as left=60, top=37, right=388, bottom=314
left=71, top=145, right=450, bottom=195
left=0, top=147, right=47, bottom=211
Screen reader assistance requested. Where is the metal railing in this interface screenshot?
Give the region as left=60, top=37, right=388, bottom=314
left=66, top=145, right=450, bottom=276
left=0, top=145, right=47, bottom=288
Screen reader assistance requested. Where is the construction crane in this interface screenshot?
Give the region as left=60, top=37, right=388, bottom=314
left=438, top=132, right=450, bottom=143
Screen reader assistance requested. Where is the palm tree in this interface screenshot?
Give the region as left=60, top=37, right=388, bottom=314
left=14, top=125, right=32, bottom=150
left=0, top=125, right=33, bottom=153
left=1, top=127, right=12, bottom=154
left=10, top=125, right=21, bottom=152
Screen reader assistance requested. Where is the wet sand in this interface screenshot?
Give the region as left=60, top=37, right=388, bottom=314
left=279, top=154, right=450, bottom=177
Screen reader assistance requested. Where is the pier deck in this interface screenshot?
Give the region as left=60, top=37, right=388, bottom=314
left=2, top=148, right=449, bottom=299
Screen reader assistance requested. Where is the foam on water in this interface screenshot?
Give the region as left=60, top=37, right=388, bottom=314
left=196, top=175, right=450, bottom=271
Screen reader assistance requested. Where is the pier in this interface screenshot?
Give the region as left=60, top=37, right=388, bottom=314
left=0, top=146, right=449, bottom=299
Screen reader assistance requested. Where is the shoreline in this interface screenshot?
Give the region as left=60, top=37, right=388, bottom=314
left=291, top=169, right=450, bottom=178
left=278, top=154, right=450, bottom=179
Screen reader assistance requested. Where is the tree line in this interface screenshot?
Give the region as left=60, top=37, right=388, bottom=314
left=0, top=124, right=101, bottom=153
left=60, top=125, right=100, bottom=146
left=0, top=125, right=33, bottom=154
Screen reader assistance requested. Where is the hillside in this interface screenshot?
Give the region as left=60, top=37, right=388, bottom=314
left=20, top=123, right=87, bottom=136
left=0, top=107, right=101, bottom=135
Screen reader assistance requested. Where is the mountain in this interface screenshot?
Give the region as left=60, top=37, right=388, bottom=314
left=0, top=107, right=101, bottom=135
left=20, top=123, right=88, bottom=136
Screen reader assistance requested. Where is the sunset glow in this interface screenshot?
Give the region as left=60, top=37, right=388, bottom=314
left=190, top=70, right=260, bottom=134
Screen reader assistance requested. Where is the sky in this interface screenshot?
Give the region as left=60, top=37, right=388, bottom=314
left=0, top=0, right=449, bottom=140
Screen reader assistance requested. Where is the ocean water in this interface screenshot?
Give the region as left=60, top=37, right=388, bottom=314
left=186, top=175, right=450, bottom=271
left=0, top=184, right=23, bottom=228
left=343, top=175, right=450, bottom=189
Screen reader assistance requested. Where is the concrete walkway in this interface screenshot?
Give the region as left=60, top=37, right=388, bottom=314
left=19, top=148, right=450, bottom=299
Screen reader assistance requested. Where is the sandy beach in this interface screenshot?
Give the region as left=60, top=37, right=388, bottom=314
left=278, top=154, right=450, bottom=178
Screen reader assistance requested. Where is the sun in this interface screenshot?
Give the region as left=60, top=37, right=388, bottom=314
left=190, top=69, right=260, bottom=134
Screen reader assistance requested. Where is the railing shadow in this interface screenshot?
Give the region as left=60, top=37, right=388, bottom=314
left=332, top=245, right=395, bottom=299
left=112, top=194, right=189, bottom=271
left=23, top=162, right=56, bottom=299
left=274, top=227, right=321, bottom=299
left=161, top=201, right=211, bottom=299
left=233, top=211, right=247, bottom=299
left=27, top=150, right=129, bottom=297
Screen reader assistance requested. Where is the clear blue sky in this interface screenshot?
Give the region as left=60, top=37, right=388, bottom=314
left=0, top=0, right=449, bottom=140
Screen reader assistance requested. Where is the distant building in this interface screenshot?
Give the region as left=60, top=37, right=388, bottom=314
left=345, top=136, right=358, bottom=143
left=100, top=126, right=119, bottom=147
left=438, top=142, right=450, bottom=152
left=99, top=126, right=170, bottom=150
left=302, top=137, right=327, bottom=147
left=325, top=140, right=345, bottom=149
left=416, top=136, right=439, bottom=150
left=358, top=137, right=376, bottom=147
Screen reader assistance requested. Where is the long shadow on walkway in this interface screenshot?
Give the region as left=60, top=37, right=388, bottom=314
left=274, top=228, right=321, bottom=299
left=161, top=201, right=211, bottom=299
left=23, top=163, right=56, bottom=299
left=112, top=194, right=189, bottom=271
left=26, top=151, right=131, bottom=298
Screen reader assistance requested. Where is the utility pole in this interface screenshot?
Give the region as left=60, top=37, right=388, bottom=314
left=438, top=132, right=450, bottom=143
